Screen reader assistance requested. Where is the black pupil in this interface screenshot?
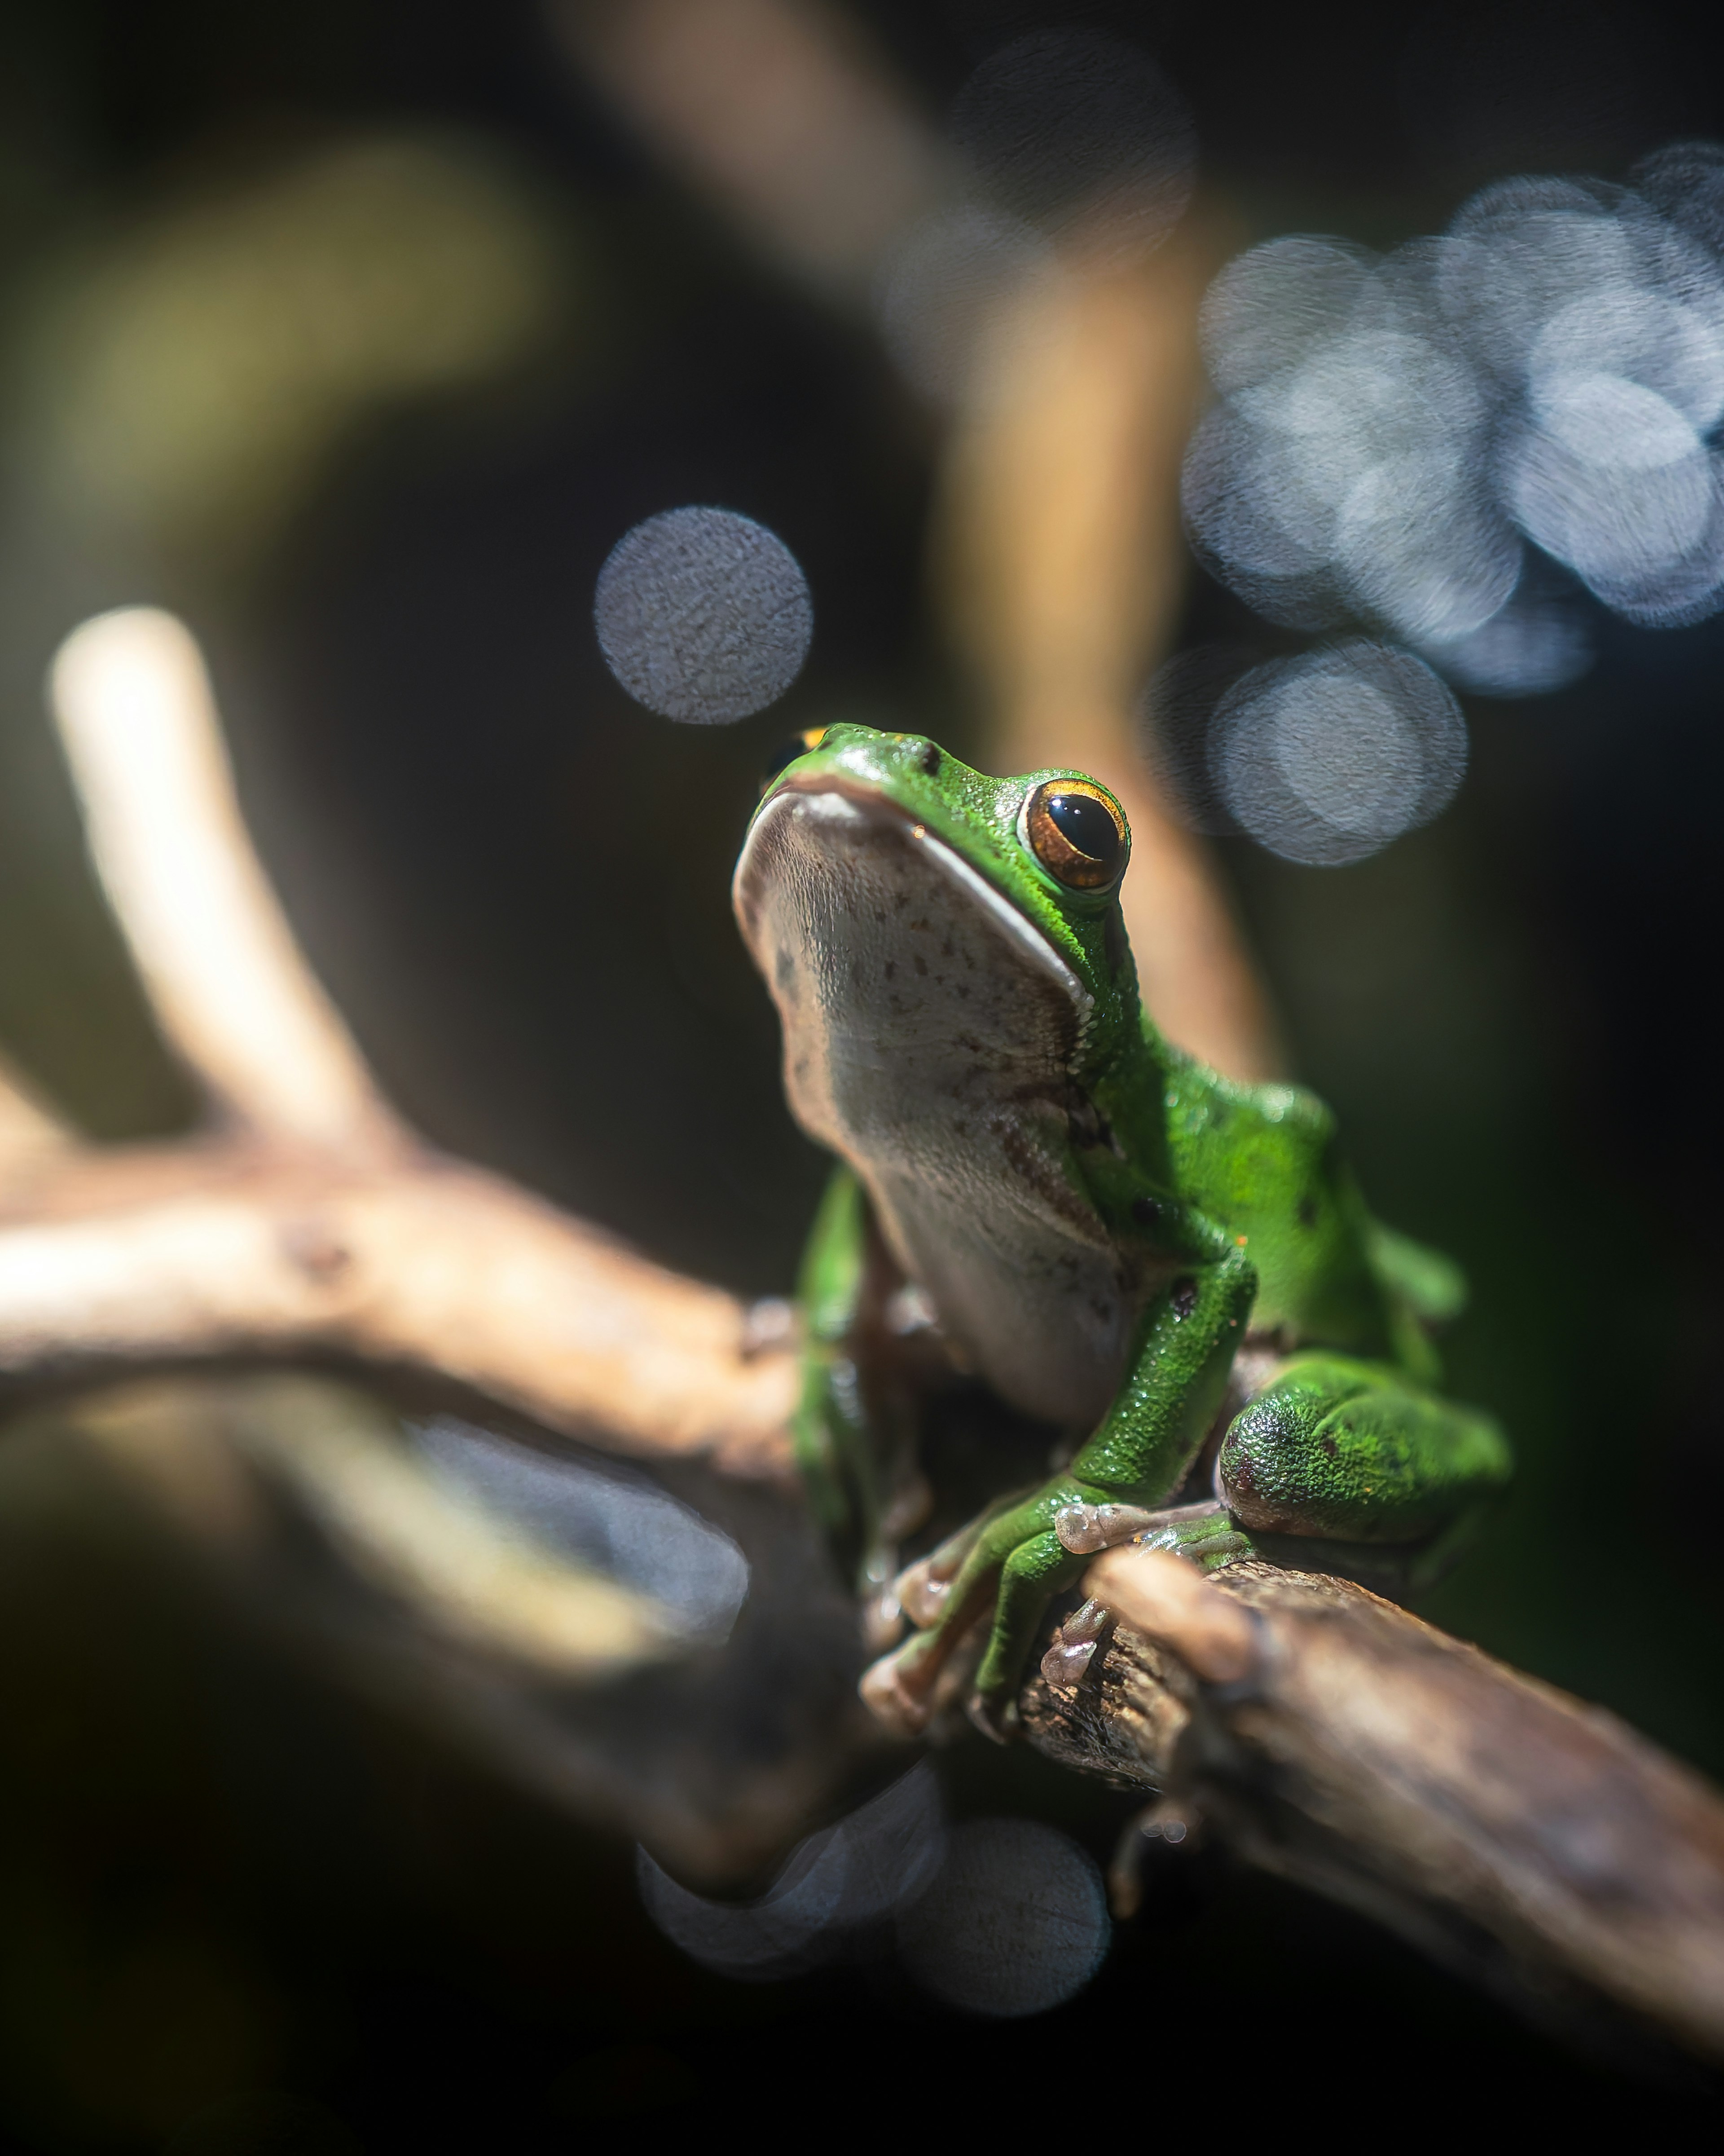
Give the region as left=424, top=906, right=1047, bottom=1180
left=1046, top=791, right=1119, bottom=864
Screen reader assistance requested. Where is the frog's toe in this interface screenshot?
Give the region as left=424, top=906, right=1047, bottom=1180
left=894, top=1552, right=953, bottom=1629
left=1055, top=1500, right=1161, bottom=1555
left=861, top=1587, right=906, bottom=1654
left=893, top=1508, right=996, bottom=1627
left=1038, top=1597, right=1110, bottom=1692
left=1136, top=1502, right=1255, bottom=1571
left=859, top=1644, right=932, bottom=1737
left=859, top=1620, right=965, bottom=1736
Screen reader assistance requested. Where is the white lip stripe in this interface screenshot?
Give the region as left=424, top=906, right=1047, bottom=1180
left=909, top=825, right=1094, bottom=1032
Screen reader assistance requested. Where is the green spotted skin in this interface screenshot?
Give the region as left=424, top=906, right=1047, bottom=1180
left=733, top=723, right=1511, bottom=1718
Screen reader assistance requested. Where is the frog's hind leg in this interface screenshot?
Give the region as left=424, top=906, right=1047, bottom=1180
left=1218, top=1351, right=1511, bottom=1556
left=794, top=1167, right=934, bottom=1636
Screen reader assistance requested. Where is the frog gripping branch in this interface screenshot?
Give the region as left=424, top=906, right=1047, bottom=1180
left=11, top=610, right=1724, bottom=2060
left=734, top=723, right=1512, bottom=1736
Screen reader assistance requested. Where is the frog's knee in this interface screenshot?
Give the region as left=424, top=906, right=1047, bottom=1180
left=1218, top=1357, right=1390, bottom=1535
left=1218, top=1389, right=1333, bottom=1533
left=1220, top=1372, right=1508, bottom=1542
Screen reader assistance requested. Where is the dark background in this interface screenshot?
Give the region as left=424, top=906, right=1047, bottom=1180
left=0, top=0, right=1721, bottom=2143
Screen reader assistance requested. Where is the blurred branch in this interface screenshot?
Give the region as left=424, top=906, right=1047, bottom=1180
left=1024, top=1549, right=1724, bottom=2066
left=1, top=609, right=796, bottom=1487
left=932, top=217, right=1284, bottom=1079
left=0, top=1049, right=74, bottom=1181
left=552, top=0, right=946, bottom=296
left=51, top=609, right=404, bottom=1159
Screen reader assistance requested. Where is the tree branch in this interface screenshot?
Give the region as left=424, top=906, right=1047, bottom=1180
left=5, top=609, right=795, bottom=1484
left=1024, top=1549, right=1724, bottom=2064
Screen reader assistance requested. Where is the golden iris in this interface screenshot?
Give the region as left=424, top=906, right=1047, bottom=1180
left=1024, top=779, right=1127, bottom=891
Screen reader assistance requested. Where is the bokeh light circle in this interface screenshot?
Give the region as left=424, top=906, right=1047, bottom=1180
left=894, top=1818, right=1109, bottom=2017
left=950, top=30, right=1194, bottom=256
left=594, top=506, right=813, bottom=724
left=1212, top=643, right=1467, bottom=867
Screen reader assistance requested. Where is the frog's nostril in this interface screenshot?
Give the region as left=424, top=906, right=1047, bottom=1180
left=918, top=741, right=942, bottom=776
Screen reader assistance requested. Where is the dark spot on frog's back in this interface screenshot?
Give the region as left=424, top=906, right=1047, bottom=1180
left=1297, top=1194, right=1319, bottom=1229
left=774, top=947, right=796, bottom=993
left=1170, top=1276, right=1198, bottom=1319
left=913, top=954, right=928, bottom=977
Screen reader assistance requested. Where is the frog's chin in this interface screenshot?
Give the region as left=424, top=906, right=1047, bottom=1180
left=734, top=778, right=1092, bottom=1032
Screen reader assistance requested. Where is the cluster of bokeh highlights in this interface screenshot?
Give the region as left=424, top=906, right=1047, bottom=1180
left=594, top=62, right=1724, bottom=880
left=1174, top=143, right=1724, bottom=860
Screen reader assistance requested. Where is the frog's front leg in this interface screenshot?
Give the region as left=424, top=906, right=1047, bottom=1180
left=862, top=1244, right=1258, bottom=1736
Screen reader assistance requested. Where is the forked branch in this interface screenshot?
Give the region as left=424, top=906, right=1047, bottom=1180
left=2, top=610, right=796, bottom=1483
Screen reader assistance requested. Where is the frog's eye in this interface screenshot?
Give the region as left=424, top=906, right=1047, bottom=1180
left=759, top=728, right=828, bottom=794
left=1024, top=779, right=1127, bottom=891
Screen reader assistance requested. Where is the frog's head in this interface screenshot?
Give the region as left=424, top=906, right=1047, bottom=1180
left=733, top=723, right=1142, bottom=1170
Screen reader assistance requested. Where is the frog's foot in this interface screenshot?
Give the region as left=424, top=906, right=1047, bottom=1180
left=862, top=1489, right=1091, bottom=1736
left=859, top=1605, right=990, bottom=1738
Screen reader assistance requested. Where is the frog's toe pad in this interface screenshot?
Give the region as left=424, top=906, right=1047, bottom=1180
left=859, top=1645, right=932, bottom=1737
left=1055, top=1501, right=1160, bottom=1555
left=1038, top=1597, right=1111, bottom=1692
left=894, top=1552, right=953, bottom=1629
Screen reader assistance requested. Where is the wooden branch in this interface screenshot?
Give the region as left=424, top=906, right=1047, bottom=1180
left=51, top=612, right=404, bottom=1159
left=1024, top=1549, right=1724, bottom=2064
left=4, top=607, right=794, bottom=1486
left=0, top=1140, right=795, bottom=1478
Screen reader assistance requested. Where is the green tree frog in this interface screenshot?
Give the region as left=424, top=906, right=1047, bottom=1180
left=734, top=723, right=1509, bottom=1736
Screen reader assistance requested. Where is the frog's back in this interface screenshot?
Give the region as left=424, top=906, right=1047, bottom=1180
left=1161, top=1051, right=1403, bottom=1358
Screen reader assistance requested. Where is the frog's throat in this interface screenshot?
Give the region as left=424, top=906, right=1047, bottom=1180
left=735, top=783, right=1126, bottom=1429
left=734, top=777, right=1096, bottom=1056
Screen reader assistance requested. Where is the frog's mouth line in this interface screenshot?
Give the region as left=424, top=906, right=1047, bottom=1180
left=736, top=777, right=1095, bottom=1053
